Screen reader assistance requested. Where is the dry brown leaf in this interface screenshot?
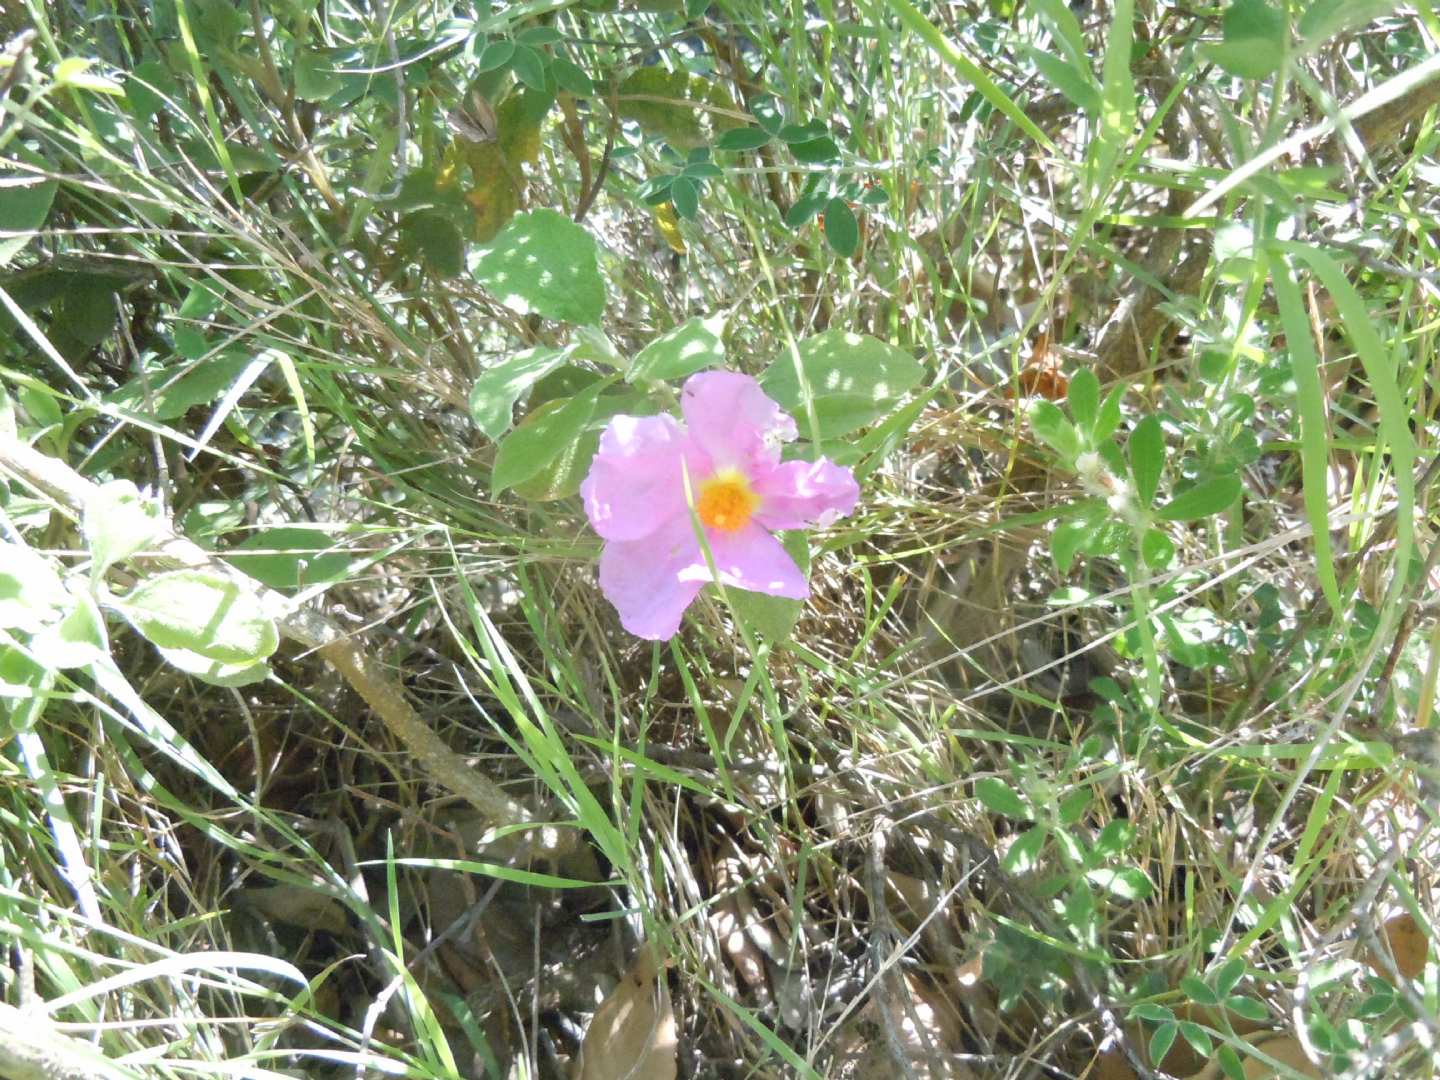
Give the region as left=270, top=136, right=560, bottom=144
left=1089, top=1048, right=1140, bottom=1080
left=241, top=885, right=347, bottom=935
left=1371, top=912, right=1429, bottom=982
left=1191, top=1033, right=1323, bottom=1080
left=576, top=948, right=677, bottom=1080
left=951, top=951, right=997, bottom=1044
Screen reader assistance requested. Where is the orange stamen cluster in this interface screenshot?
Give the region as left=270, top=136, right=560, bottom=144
left=696, top=469, right=760, bottom=533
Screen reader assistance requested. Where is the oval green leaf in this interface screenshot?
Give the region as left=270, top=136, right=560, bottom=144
left=1157, top=474, right=1241, bottom=521
left=117, top=569, right=279, bottom=664
left=759, top=330, right=924, bottom=439
left=823, top=198, right=859, bottom=257
left=474, top=209, right=606, bottom=325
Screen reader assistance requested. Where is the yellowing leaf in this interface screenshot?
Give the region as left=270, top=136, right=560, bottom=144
left=242, top=885, right=348, bottom=934
left=498, top=90, right=547, bottom=166
left=617, top=67, right=705, bottom=148
left=652, top=203, right=686, bottom=254
left=462, top=92, right=546, bottom=242
left=577, top=948, right=677, bottom=1080
left=465, top=158, right=522, bottom=243
left=1371, top=911, right=1429, bottom=981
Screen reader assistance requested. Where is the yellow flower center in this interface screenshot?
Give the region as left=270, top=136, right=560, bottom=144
left=695, top=468, right=760, bottom=533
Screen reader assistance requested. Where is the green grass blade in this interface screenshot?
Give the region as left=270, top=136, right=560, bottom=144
left=875, top=0, right=1059, bottom=153
left=1269, top=253, right=1343, bottom=611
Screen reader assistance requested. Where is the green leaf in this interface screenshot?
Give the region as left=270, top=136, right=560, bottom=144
left=492, top=384, right=604, bottom=494
left=670, top=175, right=699, bottom=220
left=777, top=121, right=826, bottom=144
left=1224, top=0, right=1287, bottom=43
left=116, top=569, right=279, bottom=664
left=156, top=644, right=270, bottom=687
left=1128, top=1003, right=1175, bottom=1025
left=976, top=776, right=1028, bottom=819
left=750, top=95, right=783, bottom=134
left=823, top=198, right=859, bottom=257
left=1225, top=995, right=1269, bottom=1022
left=1091, top=0, right=1135, bottom=188
left=1157, top=475, right=1241, bottom=521
left=715, top=127, right=771, bottom=151
left=1140, top=528, right=1175, bottom=569
left=1149, top=1024, right=1177, bottom=1070
left=1032, top=0, right=1091, bottom=67
left=1051, top=516, right=1093, bottom=574
left=469, top=346, right=567, bottom=439
left=1058, top=787, right=1091, bottom=825
left=1028, top=400, right=1081, bottom=462
left=474, top=209, right=606, bottom=324
left=107, top=353, right=260, bottom=422
left=1025, top=46, right=1101, bottom=114
left=726, top=533, right=809, bottom=643
left=1180, top=974, right=1220, bottom=1006
left=294, top=48, right=343, bottom=102
left=1298, top=0, right=1400, bottom=45
left=784, top=191, right=827, bottom=228
left=477, top=40, right=516, bottom=72
left=1128, top=415, right=1164, bottom=507
left=1082, top=519, right=1129, bottom=557
left=57, top=277, right=119, bottom=347
left=1001, top=826, right=1046, bottom=874
left=1203, top=0, right=1287, bottom=79
left=1271, top=256, right=1341, bottom=611
left=509, top=45, right=548, bottom=91
left=1085, top=866, right=1153, bottom=900
left=125, top=59, right=178, bottom=120
left=1214, top=957, right=1247, bottom=996
left=1218, top=1045, right=1246, bottom=1080
left=53, top=56, right=123, bottom=95
left=789, top=135, right=841, bottom=164
left=511, top=427, right=600, bottom=502
left=759, top=330, right=924, bottom=439
left=1067, top=368, right=1099, bottom=433
left=31, top=593, right=108, bottom=669
left=516, top=26, right=562, bottom=46
left=401, top=210, right=465, bottom=277
left=568, top=325, right=625, bottom=370
left=0, top=543, right=69, bottom=633
left=617, top=67, right=705, bottom=148
left=628, top=315, right=726, bottom=382
left=83, top=480, right=162, bottom=581
left=18, top=386, right=61, bottom=431
left=1178, top=1021, right=1212, bottom=1057
left=551, top=57, right=595, bottom=96
left=0, top=178, right=58, bottom=268
left=225, top=527, right=358, bottom=591
left=1284, top=242, right=1415, bottom=612
left=1093, top=384, right=1124, bottom=440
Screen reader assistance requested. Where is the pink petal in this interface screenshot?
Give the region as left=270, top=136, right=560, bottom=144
left=681, top=371, right=797, bottom=473
left=597, top=515, right=706, bottom=639
left=680, top=523, right=809, bottom=599
left=752, top=457, right=860, bottom=531
left=581, top=414, right=708, bottom=542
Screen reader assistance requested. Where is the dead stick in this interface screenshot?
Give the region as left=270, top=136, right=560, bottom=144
left=0, top=436, right=566, bottom=856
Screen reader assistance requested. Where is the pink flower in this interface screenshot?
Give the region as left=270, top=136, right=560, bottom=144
left=580, top=371, right=860, bottom=639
